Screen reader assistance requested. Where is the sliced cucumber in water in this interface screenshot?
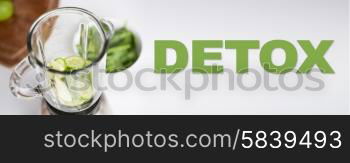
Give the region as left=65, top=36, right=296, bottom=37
left=65, top=56, right=86, bottom=70
left=48, top=57, right=66, bottom=71
left=55, top=74, right=93, bottom=107
left=79, top=85, right=93, bottom=101
left=54, top=77, right=73, bottom=104
left=85, top=60, right=92, bottom=66
left=47, top=56, right=94, bottom=107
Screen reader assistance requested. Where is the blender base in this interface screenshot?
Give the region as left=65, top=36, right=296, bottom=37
left=41, top=94, right=110, bottom=115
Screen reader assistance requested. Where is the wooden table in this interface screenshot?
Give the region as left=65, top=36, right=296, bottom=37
left=0, top=0, right=58, bottom=67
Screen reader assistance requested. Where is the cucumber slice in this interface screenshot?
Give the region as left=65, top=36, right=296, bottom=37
left=65, top=72, right=94, bottom=105
left=55, top=76, right=90, bottom=107
left=65, top=56, right=86, bottom=70
left=48, top=56, right=94, bottom=107
left=85, top=60, right=92, bottom=66
left=65, top=75, right=86, bottom=90
left=79, top=86, right=93, bottom=101
left=54, top=77, right=73, bottom=104
left=48, top=58, right=66, bottom=71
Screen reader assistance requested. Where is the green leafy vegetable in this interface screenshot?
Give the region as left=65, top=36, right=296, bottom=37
left=106, top=27, right=138, bottom=73
left=76, top=25, right=139, bottom=73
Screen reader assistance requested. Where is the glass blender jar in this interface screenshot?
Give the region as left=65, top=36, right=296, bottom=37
left=9, top=7, right=114, bottom=114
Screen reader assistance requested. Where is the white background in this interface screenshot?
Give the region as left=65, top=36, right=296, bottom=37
left=0, top=0, right=349, bottom=114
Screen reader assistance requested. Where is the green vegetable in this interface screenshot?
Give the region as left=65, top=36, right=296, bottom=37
left=76, top=25, right=139, bottom=73
left=48, top=58, right=66, bottom=71
left=48, top=56, right=90, bottom=71
left=106, top=27, right=139, bottom=73
left=54, top=77, right=73, bottom=104
left=0, top=0, right=14, bottom=22
left=65, top=56, right=86, bottom=70
left=48, top=56, right=94, bottom=107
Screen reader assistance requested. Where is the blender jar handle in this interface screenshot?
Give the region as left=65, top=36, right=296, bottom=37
left=100, top=18, right=115, bottom=39
left=9, top=57, right=41, bottom=98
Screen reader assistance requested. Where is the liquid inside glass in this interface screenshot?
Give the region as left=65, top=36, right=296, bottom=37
left=47, top=56, right=94, bottom=107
